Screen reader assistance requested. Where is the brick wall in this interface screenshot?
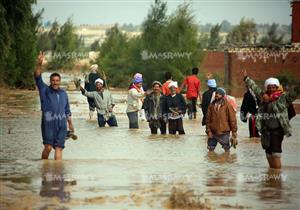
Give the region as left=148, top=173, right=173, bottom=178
left=200, top=51, right=224, bottom=74
left=229, top=50, right=300, bottom=86
left=200, top=49, right=300, bottom=113
left=200, top=50, right=300, bottom=86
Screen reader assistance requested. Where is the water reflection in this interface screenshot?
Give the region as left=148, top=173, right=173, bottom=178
left=40, top=161, right=76, bottom=202
left=206, top=167, right=237, bottom=197
left=258, top=168, right=283, bottom=201
left=206, top=151, right=237, bottom=164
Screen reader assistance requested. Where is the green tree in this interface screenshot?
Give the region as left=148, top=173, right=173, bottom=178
left=37, top=20, right=59, bottom=51
left=96, top=25, right=132, bottom=87
left=0, top=3, right=10, bottom=71
left=141, top=0, right=167, bottom=50
left=226, top=18, right=257, bottom=46
left=49, top=18, right=80, bottom=69
left=159, top=3, right=200, bottom=81
left=198, top=33, right=210, bottom=49
left=37, top=31, right=52, bottom=51
left=95, top=1, right=202, bottom=88
left=209, top=24, right=221, bottom=49
left=48, top=20, right=59, bottom=50
left=0, top=0, right=42, bottom=88
left=260, top=23, right=284, bottom=45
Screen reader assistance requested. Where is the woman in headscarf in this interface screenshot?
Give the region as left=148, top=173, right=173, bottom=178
left=240, top=85, right=261, bottom=138
left=126, top=73, right=145, bottom=129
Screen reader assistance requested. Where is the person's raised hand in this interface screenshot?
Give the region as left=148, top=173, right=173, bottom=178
left=206, top=72, right=212, bottom=80
left=242, top=69, right=248, bottom=78
left=37, top=51, right=45, bottom=66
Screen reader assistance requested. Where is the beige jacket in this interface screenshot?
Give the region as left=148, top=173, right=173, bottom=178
left=126, top=88, right=144, bottom=113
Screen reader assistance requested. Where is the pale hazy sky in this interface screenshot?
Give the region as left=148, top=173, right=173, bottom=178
left=33, top=0, right=291, bottom=25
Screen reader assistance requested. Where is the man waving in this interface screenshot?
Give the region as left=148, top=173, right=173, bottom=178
left=34, top=52, right=74, bottom=160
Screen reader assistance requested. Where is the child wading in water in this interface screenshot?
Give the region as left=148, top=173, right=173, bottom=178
left=242, top=69, right=300, bottom=169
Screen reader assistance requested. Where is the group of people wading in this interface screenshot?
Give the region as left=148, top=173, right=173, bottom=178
left=34, top=52, right=299, bottom=170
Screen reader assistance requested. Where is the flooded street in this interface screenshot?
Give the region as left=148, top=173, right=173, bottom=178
left=0, top=82, right=300, bottom=210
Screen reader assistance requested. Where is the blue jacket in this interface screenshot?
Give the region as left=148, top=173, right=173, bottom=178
left=35, top=75, right=71, bottom=118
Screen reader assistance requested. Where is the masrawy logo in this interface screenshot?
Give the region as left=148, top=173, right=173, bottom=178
left=43, top=173, right=98, bottom=181
left=44, top=112, right=68, bottom=121
left=237, top=173, right=288, bottom=182
left=140, top=50, right=192, bottom=60
left=52, top=52, right=89, bottom=59
left=236, top=50, right=289, bottom=63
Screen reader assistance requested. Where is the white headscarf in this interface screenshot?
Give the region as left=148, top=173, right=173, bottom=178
left=264, top=77, right=280, bottom=90
left=168, top=81, right=178, bottom=88
left=95, top=78, right=103, bottom=85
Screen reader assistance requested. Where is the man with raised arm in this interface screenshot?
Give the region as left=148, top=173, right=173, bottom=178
left=34, top=52, right=74, bottom=160
left=79, top=78, right=118, bottom=127
left=242, top=69, right=300, bottom=169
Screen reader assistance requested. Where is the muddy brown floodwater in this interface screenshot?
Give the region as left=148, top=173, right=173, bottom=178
left=0, top=75, right=300, bottom=210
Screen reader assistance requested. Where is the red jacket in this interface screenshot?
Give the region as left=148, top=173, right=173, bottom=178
left=182, top=75, right=201, bottom=99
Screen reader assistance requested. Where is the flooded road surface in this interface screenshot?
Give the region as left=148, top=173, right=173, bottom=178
left=1, top=86, right=300, bottom=210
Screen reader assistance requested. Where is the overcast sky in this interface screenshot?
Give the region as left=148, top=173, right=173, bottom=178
left=33, top=0, right=291, bottom=26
